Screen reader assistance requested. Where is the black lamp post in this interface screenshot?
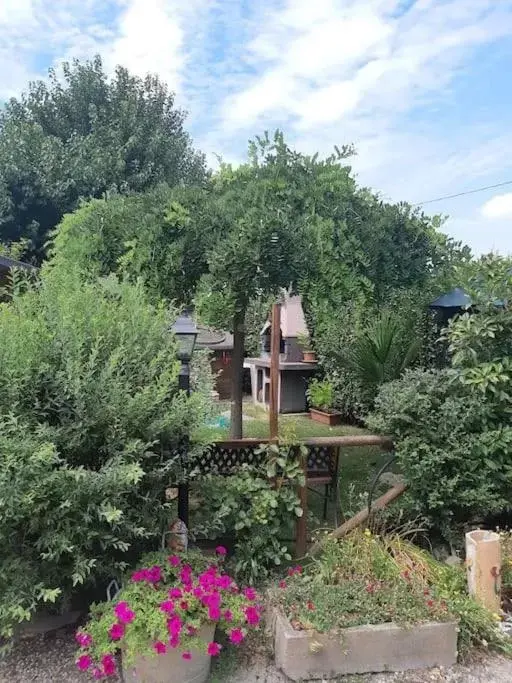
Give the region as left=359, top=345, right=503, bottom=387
left=171, top=313, right=198, bottom=526
left=172, top=313, right=199, bottom=394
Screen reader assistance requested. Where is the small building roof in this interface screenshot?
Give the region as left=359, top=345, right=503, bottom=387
left=429, top=287, right=472, bottom=309
left=260, top=292, right=309, bottom=338
left=0, top=255, right=36, bottom=271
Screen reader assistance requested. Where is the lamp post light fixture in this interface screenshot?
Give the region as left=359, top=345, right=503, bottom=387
left=171, top=313, right=198, bottom=394
left=170, top=312, right=198, bottom=528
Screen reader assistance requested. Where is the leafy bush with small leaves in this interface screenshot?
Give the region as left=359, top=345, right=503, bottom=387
left=368, top=368, right=511, bottom=544
left=75, top=549, right=263, bottom=678
left=190, top=443, right=306, bottom=584
left=0, top=267, right=209, bottom=636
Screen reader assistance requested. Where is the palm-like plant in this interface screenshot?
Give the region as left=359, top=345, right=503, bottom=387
left=346, top=311, right=420, bottom=397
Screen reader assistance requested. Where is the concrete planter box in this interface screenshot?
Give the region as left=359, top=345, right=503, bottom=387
left=123, top=623, right=215, bottom=683
left=310, top=408, right=342, bottom=426
left=273, top=611, right=458, bottom=680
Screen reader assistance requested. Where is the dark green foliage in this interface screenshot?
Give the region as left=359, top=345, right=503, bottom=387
left=191, top=442, right=307, bottom=583
left=368, top=368, right=512, bottom=543
left=0, top=57, right=205, bottom=259
left=49, top=185, right=212, bottom=304
left=0, top=266, right=208, bottom=636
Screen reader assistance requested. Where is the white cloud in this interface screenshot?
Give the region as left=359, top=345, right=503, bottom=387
left=2, top=0, right=512, bottom=254
left=220, top=0, right=512, bottom=133
left=104, top=0, right=184, bottom=92
left=481, top=193, right=512, bottom=220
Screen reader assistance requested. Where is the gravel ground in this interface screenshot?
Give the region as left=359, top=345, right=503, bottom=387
left=1, top=628, right=511, bottom=683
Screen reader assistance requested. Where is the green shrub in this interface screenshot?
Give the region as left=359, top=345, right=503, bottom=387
left=190, top=443, right=306, bottom=584
left=368, top=369, right=511, bottom=543
left=0, top=267, right=208, bottom=636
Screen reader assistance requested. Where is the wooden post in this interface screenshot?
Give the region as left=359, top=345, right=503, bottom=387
left=269, top=303, right=281, bottom=440
left=466, top=530, right=502, bottom=613
left=295, top=448, right=308, bottom=558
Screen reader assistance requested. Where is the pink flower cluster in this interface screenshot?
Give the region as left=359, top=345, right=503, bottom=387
left=76, top=548, right=262, bottom=679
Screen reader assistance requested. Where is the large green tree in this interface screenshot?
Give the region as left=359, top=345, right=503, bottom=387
left=49, top=131, right=465, bottom=434
left=0, top=56, right=206, bottom=259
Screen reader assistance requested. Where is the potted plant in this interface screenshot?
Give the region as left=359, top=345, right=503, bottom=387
left=75, top=548, right=262, bottom=682
left=297, top=333, right=316, bottom=363
left=306, top=379, right=341, bottom=426
left=271, top=533, right=459, bottom=680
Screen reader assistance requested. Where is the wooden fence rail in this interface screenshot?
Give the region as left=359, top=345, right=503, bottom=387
left=179, top=434, right=393, bottom=558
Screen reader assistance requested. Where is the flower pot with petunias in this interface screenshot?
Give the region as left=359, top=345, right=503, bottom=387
left=75, top=547, right=262, bottom=682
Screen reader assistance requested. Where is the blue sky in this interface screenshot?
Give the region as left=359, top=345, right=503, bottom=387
left=1, top=0, right=512, bottom=254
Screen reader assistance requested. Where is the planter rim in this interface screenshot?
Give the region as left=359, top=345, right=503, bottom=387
left=310, top=407, right=342, bottom=416
left=275, top=608, right=458, bottom=638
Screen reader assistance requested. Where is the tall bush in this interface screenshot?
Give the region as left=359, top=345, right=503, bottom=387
left=0, top=267, right=208, bottom=636
left=368, top=368, right=511, bottom=544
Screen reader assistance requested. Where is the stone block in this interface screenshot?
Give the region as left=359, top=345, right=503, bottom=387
left=273, top=610, right=458, bottom=681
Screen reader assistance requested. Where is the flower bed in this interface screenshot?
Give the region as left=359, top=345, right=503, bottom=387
left=75, top=548, right=262, bottom=681
left=271, top=532, right=461, bottom=679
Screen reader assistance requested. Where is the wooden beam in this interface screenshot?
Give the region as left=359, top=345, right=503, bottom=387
left=269, top=303, right=281, bottom=440
left=309, top=482, right=407, bottom=555
left=212, top=435, right=393, bottom=449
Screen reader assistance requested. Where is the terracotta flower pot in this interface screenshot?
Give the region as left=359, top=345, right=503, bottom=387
left=310, top=408, right=342, bottom=426
left=302, top=351, right=317, bottom=363
left=123, top=623, right=216, bottom=683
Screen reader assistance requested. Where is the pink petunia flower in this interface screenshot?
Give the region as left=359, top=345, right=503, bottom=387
left=160, top=600, right=175, bottom=614
left=131, top=569, right=148, bottom=582
left=216, top=575, right=232, bottom=590
left=169, top=635, right=180, bottom=649
left=279, top=580, right=287, bottom=589
left=244, top=606, right=260, bottom=626
left=223, top=609, right=233, bottom=622
left=215, top=546, right=227, bottom=556
left=167, top=614, right=183, bottom=636
left=108, top=622, right=125, bottom=641
left=169, top=587, right=183, bottom=599
left=182, top=652, right=192, bottom=660
left=169, top=555, right=181, bottom=567
left=148, top=566, right=162, bottom=584
left=207, top=642, right=222, bottom=656
left=179, top=600, right=189, bottom=611
left=92, top=668, right=104, bottom=680
left=208, top=605, right=221, bottom=621
left=186, top=625, right=197, bottom=636
left=101, top=654, right=116, bottom=677
left=229, top=628, right=245, bottom=645
left=243, top=587, right=257, bottom=601
left=114, top=601, right=135, bottom=624
left=75, top=631, right=92, bottom=648
left=76, top=654, right=92, bottom=671
left=153, top=641, right=167, bottom=655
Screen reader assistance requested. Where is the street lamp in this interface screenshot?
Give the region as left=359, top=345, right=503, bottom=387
left=171, top=313, right=198, bottom=394
left=170, top=312, right=198, bottom=528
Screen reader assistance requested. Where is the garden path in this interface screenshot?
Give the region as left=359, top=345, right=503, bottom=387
left=0, top=628, right=511, bottom=683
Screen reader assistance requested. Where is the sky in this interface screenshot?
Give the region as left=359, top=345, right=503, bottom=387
left=1, top=0, right=512, bottom=254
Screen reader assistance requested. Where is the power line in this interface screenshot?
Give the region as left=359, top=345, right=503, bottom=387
left=413, top=180, right=512, bottom=207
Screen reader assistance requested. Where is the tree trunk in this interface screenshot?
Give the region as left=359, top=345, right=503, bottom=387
left=230, top=311, right=245, bottom=439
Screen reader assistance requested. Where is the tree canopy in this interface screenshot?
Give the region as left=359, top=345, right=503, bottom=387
left=0, top=57, right=206, bottom=260
left=49, top=130, right=469, bottom=436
